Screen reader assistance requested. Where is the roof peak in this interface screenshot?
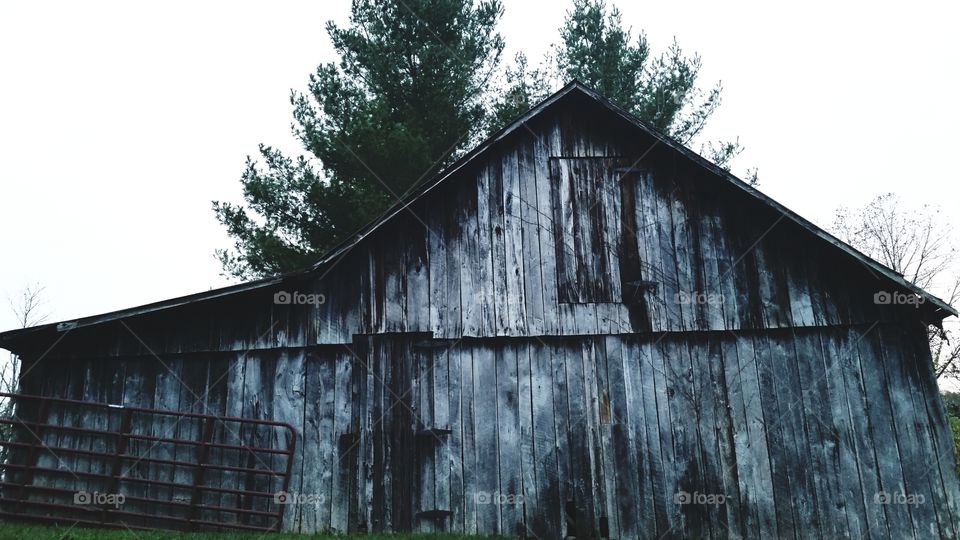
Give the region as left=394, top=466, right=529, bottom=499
left=1, top=80, right=954, bottom=344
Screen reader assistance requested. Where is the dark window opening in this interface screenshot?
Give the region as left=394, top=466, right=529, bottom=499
left=549, top=157, right=624, bottom=303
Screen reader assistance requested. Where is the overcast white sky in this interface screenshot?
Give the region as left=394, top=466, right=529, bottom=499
left=1, top=0, right=958, bottom=333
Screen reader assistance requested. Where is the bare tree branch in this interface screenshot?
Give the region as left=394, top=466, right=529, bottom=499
left=2, top=283, right=51, bottom=425
left=832, top=194, right=959, bottom=381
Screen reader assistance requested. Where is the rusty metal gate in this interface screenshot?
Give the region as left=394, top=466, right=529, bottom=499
left=0, top=392, right=296, bottom=532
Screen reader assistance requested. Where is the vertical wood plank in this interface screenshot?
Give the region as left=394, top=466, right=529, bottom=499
left=792, top=331, right=848, bottom=539
left=753, top=334, right=798, bottom=538
left=536, top=121, right=561, bottom=334
left=473, top=342, right=501, bottom=534
left=433, top=346, right=451, bottom=529
left=653, top=176, right=683, bottom=331
left=460, top=345, right=479, bottom=534
left=414, top=346, right=434, bottom=533
left=663, top=338, right=708, bottom=537
left=856, top=330, right=914, bottom=538
left=476, top=166, right=496, bottom=337
left=496, top=342, right=523, bottom=535
left=370, top=339, right=389, bottom=532
left=605, top=335, right=643, bottom=538
left=530, top=337, right=563, bottom=538
left=709, top=216, right=740, bottom=331
left=634, top=171, right=667, bottom=331
left=644, top=336, right=680, bottom=534
left=905, top=325, right=960, bottom=537
left=330, top=349, right=354, bottom=532
left=735, top=335, right=778, bottom=535
left=772, top=333, right=819, bottom=537
left=697, top=204, right=727, bottom=331
left=668, top=181, right=696, bottom=332
left=517, top=139, right=546, bottom=336
left=875, top=326, right=941, bottom=538
left=549, top=339, right=574, bottom=538
left=459, top=176, right=482, bottom=337
left=490, top=159, right=510, bottom=336
left=429, top=199, right=449, bottom=337
left=565, top=339, right=598, bottom=537
left=502, top=147, right=528, bottom=336
left=444, top=198, right=464, bottom=339
left=840, top=326, right=890, bottom=538
left=447, top=345, right=465, bottom=533
left=819, top=328, right=868, bottom=538
left=517, top=341, right=539, bottom=536
left=405, top=213, right=429, bottom=334
left=721, top=337, right=761, bottom=538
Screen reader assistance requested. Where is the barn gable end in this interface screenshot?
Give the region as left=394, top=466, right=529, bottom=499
left=4, top=83, right=953, bottom=357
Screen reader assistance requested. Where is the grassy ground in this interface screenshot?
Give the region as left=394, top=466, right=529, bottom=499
left=0, top=523, right=498, bottom=540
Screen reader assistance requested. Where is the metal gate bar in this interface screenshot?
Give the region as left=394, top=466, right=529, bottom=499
left=0, top=392, right=297, bottom=532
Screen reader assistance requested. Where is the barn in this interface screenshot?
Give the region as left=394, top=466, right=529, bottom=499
left=1, top=81, right=958, bottom=539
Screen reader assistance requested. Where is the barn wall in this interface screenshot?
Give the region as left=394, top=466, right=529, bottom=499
left=19, top=321, right=960, bottom=538
left=6, top=93, right=956, bottom=538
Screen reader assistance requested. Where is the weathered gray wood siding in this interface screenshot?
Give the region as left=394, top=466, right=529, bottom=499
left=313, top=106, right=922, bottom=342
left=23, top=100, right=933, bottom=359
left=20, top=321, right=960, bottom=538
left=9, top=96, right=958, bottom=538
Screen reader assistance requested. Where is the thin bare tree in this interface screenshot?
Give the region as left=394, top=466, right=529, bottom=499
left=833, top=193, right=960, bottom=380
left=0, top=284, right=49, bottom=463
left=2, top=284, right=50, bottom=411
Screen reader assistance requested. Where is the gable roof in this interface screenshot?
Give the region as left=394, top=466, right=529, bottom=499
left=2, top=81, right=955, bottom=347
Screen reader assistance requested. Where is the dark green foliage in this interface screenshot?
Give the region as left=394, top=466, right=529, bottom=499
left=487, top=53, right=552, bottom=133
left=213, top=0, right=503, bottom=279
left=558, top=0, right=717, bottom=141
left=214, top=0, right=755, bottom=279
left=553, top=0, right=751, bottom=174
left=488, top=0, right=754, bottom=177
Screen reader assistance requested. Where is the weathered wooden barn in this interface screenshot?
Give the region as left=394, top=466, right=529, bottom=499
left=1, top=81, right=959, bottom=538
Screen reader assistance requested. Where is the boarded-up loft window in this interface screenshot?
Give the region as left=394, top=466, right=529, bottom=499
left=549, top=157, right=624, bottom=303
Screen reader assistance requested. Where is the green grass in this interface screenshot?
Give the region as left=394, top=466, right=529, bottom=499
left=0, top=523, right=498, bottom=540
